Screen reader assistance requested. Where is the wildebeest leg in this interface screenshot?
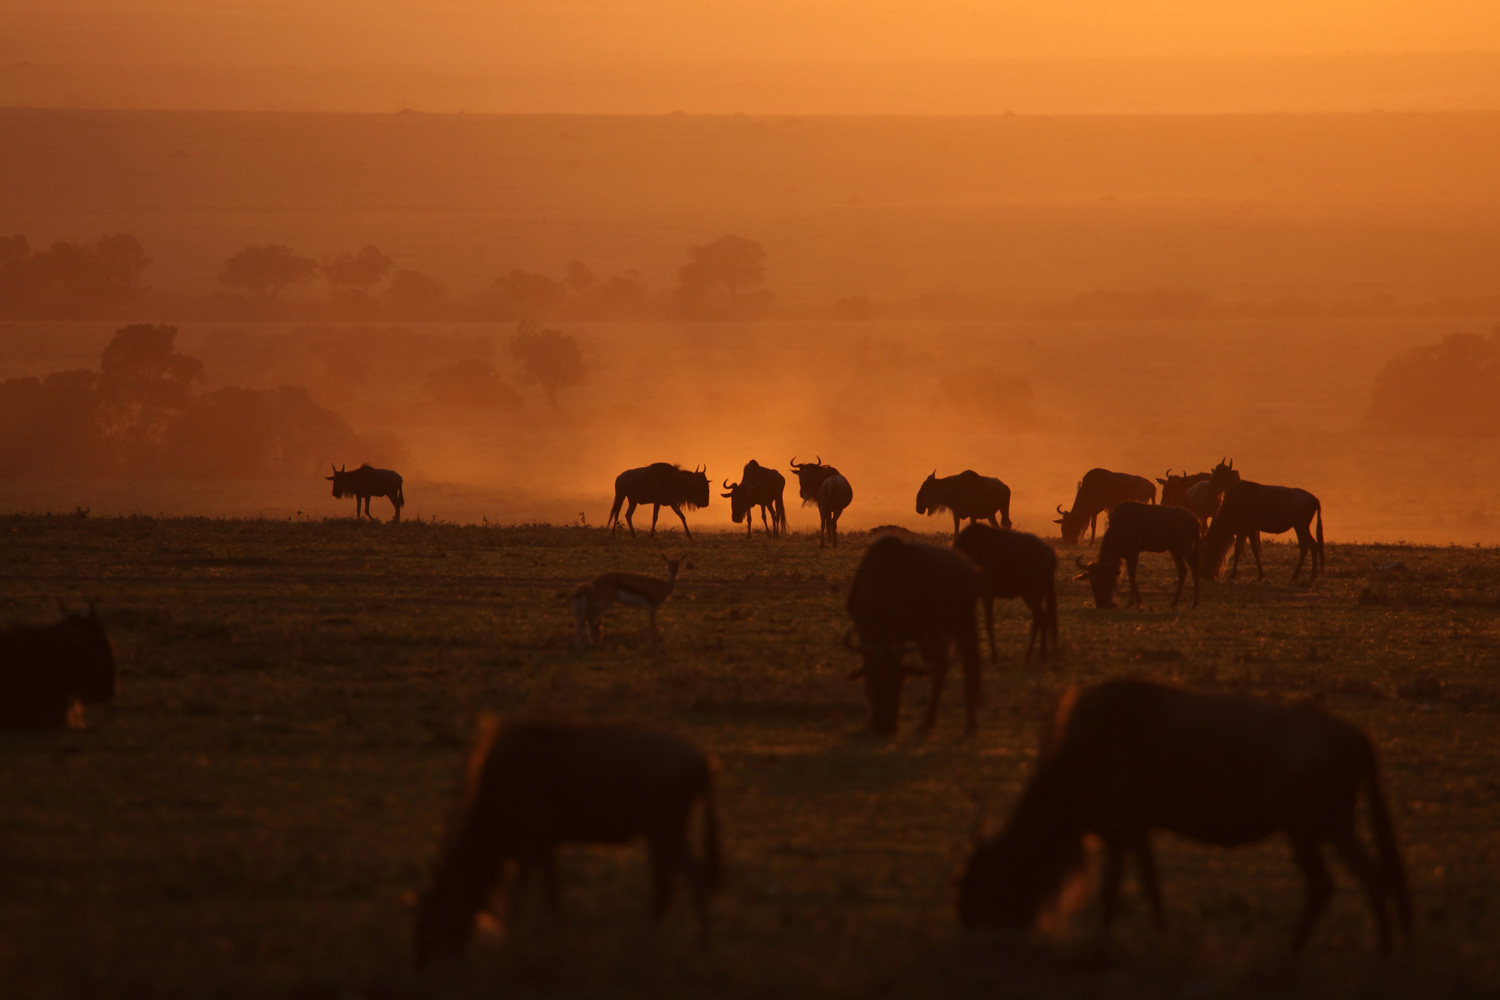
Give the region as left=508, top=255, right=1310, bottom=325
left=1134, top=837, right=1166, bottom=930
left=1170, top=551, right=1188, bottom=609
left=1249, top=531, right=1265, bottom=581
left=1089, top=513, right=1099, bottom=544
left=1288, top=831, right=1334, bottom=954
left=1023, top=597, right=1041, bottom=661
left=1125, top=554, right=1141, bottom=607
left=645, top=832, right=682, bottom=927
left=1100, top=841, right=1127, bottom=929
left=918, top=640, right=949, bottom=732
left=952, top=511, right=962, bottom=540
left=1328, top=823, right=1394, bottom=956
left=624, top=500, right=639, bottom=537
left=1228, top=535, right=1244, bottom=579
left=677, top=834, right=712, bottom=948
left=983, top=596, right=997, bottom=664
left=390, top=495, right=401, bottom=523
left=986, top=514, right=999, bottom=529
left=669, top=503, right=693, bottom=540
left=957, top=627, right=982, bottom=736
left=1291, top=525, right=1312, bottom=582
left=649, top=503, right=662, bottom=537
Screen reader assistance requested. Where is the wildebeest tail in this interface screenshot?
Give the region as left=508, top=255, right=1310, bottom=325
left=1314, top=502, right=1325, bottom=572
left=396, top=482, right=405, bottom=509
left=700, top=769, right=723, bottom=894
left=1362, top=738, right=1414, bottom=943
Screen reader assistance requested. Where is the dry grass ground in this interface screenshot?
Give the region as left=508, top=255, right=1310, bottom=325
left=0, top=514, right=1496, bottom=999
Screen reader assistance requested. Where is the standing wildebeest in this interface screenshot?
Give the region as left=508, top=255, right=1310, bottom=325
left=789, top=456, right=852, bottom=548
left=956, top=679, right=1412, bottom=956
left=1181, top=456, right=1242, bottom=525
left=720, top=460, right=787, bottom=537
left=1155, top=469, right=1210, bottom=511
left=0, top=603, right=116, bottom=728
left=845, top=533, right=983, bottom=735
left=327, top=463, right=404, bottom=522
left=414, top=717, right=722, bottom=966
left=916, top=470, right=1012, bottom=539
left=606, top=463, right=711, bottom=540
left=1202, top=480, right=1324, bottom=582
left=1052, top=468, right=1155, bottom=546
left=953, top=524, right=1057, bottom=663
left=1075, top=501, right=1201, bottom=609
left=568, top=556, right=691, bottom=652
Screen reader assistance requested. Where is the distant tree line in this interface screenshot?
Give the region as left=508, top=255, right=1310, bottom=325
left=1367, top=326, right=1500, bottom=437
left=0, top=324, right=386, bottom=477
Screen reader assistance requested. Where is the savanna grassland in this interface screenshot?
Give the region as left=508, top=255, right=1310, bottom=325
left=1, top=514, right=1497, bottom=999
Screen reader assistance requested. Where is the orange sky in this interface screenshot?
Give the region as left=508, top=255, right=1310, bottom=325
left=2, top=1, right=1499, bottom=112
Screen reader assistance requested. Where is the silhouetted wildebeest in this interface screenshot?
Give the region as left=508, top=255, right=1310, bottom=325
left=1202, top=480, right=1324, bottom=582
left=720, top=460, right=787, bottom=537
left=957, top=678, right=1412, bottom=955
left=414, top=717, right=721, bottom=966
left=1075, top=501, right=1201, bottom=609
left=1207, top=456, right=1241, bottom=498
left=327, top=463, right=404, bottom=522
left=606, top=462, right=711, bottom=540
left=1155, top=468, right=1210, bottom=510
left=568, top=556, right=691, bottom=652
left=845, top=533, right=983, bottom=735
left=0, top=603, right=116, bottom=728
left=1052, top=468, right=1155, bottom=545
left=789, top=456, right=852, bottom=548
left=953, top=524, right=1057, bottom=663
left=916, top=470, right=1012, bottom=539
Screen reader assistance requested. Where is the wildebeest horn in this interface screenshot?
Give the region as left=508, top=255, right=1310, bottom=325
left=1056, top=504, right=1065, bottom=516
left=1220, top=456, right=1227, bottom=467
left=331, top=463, right=337, bottom=474
left=1227, top=458, right=1233, bottom=469
left=815, top=455, right=822, bottom=466
left=722, top=479, right=731, bottom=490
left=789, top=456, right=800, bottom=469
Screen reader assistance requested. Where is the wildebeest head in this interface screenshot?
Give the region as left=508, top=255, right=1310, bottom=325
left=1052, top=504, right=1090, bottom=546
left=1074, top=555, right=1121, bottom=609
left=59, top=602, right=116, bottom=703
left=956, top=823, right=1088, bottom=930
left=721, top=479, right=752, bottom=523
left=915, top=471, right=939, bottom=515
left=684, top=465, right=711, bottom=509
left=326, top=463, right=348, bottom=498
left=1208, top=457, right=1240, bottom=497
left=845, top=631, right=926, bottom=735
left=789, top=456, right=838, bottom=504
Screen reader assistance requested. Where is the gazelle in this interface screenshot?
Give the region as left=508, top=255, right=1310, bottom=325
left=569, top=556, right=692, bottom=651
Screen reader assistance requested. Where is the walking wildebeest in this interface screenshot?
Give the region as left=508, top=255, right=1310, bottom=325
left=414, top=717, right=721, bottom=966
left=845, top=533, right=983, bottom=735
left=568, top=556, right=692, bottom=652
left=720, top=460, right=787, bottom=537
left=916, top=470, right=1012, bottom=539
left=1075, top=501, right=1201, bottom=609
left=606, top=463, right=711, bottom=540
left=1155, top=469, right=1210, bottom=511
left=1053, top=468, right=1155, bottom=546
left=0, top=603, right=116, bottom=728
left=327, top=463, right=404, bottom=522
left=789, top=456, right=852, bottom=548
left=956, top=679, right=1412, bottom=956
left=1202, top=480, right=1324, bottom=582
left=953, top=524, right=1058, bottom=663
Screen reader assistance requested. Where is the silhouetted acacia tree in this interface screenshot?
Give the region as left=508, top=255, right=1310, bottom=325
left=387, top=269, right=448, bottom=319
left=1368, top=328, right=1500, bottom=436
left=509, top=322, right=586, bottom=407
left=219, top=244, right=319, bottom=301
left=0, top=369, right=106, bottom=474
left=322, top=245, right=393, bottom=298
left=422, top=359, right=524, bottom=411
left=95, top=324, right=204, bottom=470
left=0, top=233, right=149, bottom=318
left=163, top=385, right=357, bottom=477
left=677, top=234, right=766, bottom=302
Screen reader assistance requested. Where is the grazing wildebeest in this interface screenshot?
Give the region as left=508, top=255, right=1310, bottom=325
left=1202, top=480, right=1324, bottom=582
left=953, top=524, right=1058, bottom=663
left=788, top=456, right=852, bottom=548
left=414, top=717, right=721, bottom=966
left=568, top=556, right=692, bottom=652
left=956, top=679, right=1412, bottom=956
left=720, top=460, right=787, bottom=537
left=916, top=470, right=1013, bottom=539
left=1155, top=469, right=1210, bottom=511
left=1075, top=501, right=1201, bottom=609
left=845, top=533, right=983, bottom=735
left=1052, top=468, right=1155, bottom=546
left=0, top=603, right=116, bottom=728
left=327, top=463, right=405, bottom=522
left=606, top=463, right=711, bottom=540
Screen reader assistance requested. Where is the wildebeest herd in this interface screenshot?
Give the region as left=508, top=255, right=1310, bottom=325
left=5, top=452, right=1397, bottom=979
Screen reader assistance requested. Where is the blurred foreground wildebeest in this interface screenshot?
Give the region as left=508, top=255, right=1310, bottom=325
left=957, top=678, right=1412, bottom=955
left=789, top=456, right=852, bottom=548
left=327, top=463, right=404, bottom=522
left=953, top=524, right=1058, bottom=663
left=568, top=556, right=691, bottom=652
left=607, top=462, right=711, bottom=540
left=1053, top=468, right=1155, bottom=545
left=0, top=603, right=115, bottom=728
left=1076, top=501, right=1201, bottom=609
left=845, top=533, right=983, bottom=735
left=916, top=470, right=1012, bottom=539
left=1202, top=480, right=1324, bottom=582
left=414, top=717, right=721, bottom=966
left=720, top=460, right=787, bottom=537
